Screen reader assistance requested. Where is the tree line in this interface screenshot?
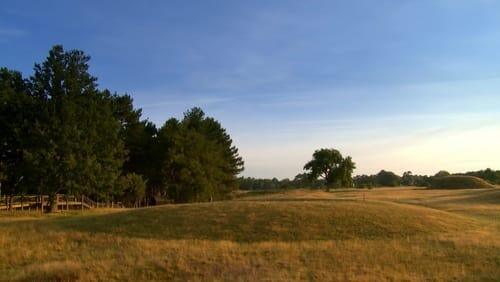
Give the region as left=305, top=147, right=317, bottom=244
left=353, top=169, right=500, bottom=188
left=240, top=168, right=500, bottom=190
left=0, top=45, right=244, bottom=211
left=353, top=170, right=429, bottom=188
left=240, top=148, right=356, bottom=191
left=239, top=173, right=325, bottom=190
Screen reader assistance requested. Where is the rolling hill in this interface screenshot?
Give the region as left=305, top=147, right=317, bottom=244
left=1, top=187, right=499, bottom=281
left=430, top=175, right=496, bottom=189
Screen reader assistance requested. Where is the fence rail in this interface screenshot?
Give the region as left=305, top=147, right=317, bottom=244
left=0, top=194, right=123, bottom=212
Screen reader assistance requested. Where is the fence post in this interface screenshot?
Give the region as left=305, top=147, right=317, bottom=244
left=41, top=195, right=44, bottom=213
left=81, top=195, right=84, bottom=212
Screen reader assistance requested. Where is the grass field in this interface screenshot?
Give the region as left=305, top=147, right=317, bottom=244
left=1, top=187, right=500, bottom=281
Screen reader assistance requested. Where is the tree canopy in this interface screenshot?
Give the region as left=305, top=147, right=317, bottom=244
left=375, top=170, right=401, bottom=187
left=3, top=45, right=499, bottom=208
left=24, top=46, right=126, bottom=209
left=0, top=45, right=244, bottom=209
left=156, top=108, right=244, bottom=202
left=303, top=148, right=356, bottom=190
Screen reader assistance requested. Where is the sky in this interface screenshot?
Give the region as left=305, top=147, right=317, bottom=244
left=1, top=0, right=500, bottom=179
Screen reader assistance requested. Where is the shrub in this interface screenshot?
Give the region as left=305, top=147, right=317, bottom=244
left=118, top=173, right=147, bottom=207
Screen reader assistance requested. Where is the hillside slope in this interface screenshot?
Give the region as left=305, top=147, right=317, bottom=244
left=1, top=188, right=499, bottom=281
left=45, top=200, right=475, bottom=242
left=430, top=175, right=495, bottom=189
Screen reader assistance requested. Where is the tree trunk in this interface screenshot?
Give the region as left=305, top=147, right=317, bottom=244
left=7, top=195, right=12, bottom=211
left=48, top=194, right=58, bottom=213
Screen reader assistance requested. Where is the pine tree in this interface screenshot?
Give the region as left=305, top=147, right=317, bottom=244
left=112, top=94, right=161, bottom=202
left=158, top=108, right=244, bottom=202
left=25, top=46, right=125, bottom=211
left=0, top=68, right=35, bottom=200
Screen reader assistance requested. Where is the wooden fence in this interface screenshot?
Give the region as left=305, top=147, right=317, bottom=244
left=0, top=194, right=123, bottom=212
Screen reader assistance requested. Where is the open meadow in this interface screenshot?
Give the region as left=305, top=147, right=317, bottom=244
left=1, top=187, right=500, bottom=281
left=3, top=3, right=500, bottom=281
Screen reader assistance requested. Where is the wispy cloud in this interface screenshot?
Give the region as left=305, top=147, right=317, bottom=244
left=0, top=28, right=26, bottom=36
left=0, top=27, right=27, bottom=42
left=138, top=95, right=234, bottom=109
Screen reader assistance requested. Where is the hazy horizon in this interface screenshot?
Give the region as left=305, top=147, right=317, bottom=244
left=2, top=1, right=500, bottom=179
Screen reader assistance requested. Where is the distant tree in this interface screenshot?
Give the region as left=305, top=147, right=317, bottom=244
left=353, top=174, right=376, bottom=188
left=375, top=170, right=400, bottom=187
left=434, top=170, right=451, bottom=178
left=401, top=171, right=414, bottom=186
left=413, top=175, right=431, bottom=187
left=279, top=178, right=291, bottom=189
left=303, top=148, right=356, bottom=191
left=355, top=171, right=429, bottom=188
left=293, top=173, right=310, bottom=188
left=338, top=156, right=356, bottom=187
left=304, top=148, right=342, bottom=191
left=461, top=168, right=500, bottom=185
left=237, top=174, right=328, bottom=190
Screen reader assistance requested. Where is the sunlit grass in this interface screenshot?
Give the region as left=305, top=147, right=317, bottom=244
left=1, top=187, right=499, bottom=281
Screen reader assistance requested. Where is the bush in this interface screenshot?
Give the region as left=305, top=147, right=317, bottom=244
left=118, top=173, right=147, bottom=207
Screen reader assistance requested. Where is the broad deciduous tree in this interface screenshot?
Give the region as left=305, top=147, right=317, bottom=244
left=375, top=170, right=400, bottom=187
left=303, top=148, right=356, bottom=191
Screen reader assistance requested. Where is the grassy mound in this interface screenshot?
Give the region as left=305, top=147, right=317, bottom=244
left=1, top=188, right=499, bottom=281
left=430, top=176, right=495, bottom=189
left=48, top=200, right=473, bottom=242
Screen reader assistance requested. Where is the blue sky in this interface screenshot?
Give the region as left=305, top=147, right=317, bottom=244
left=1, top=1, right=500, bottom=178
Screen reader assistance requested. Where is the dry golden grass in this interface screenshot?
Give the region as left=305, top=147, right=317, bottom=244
left=1, top=187, right=500, bottom=281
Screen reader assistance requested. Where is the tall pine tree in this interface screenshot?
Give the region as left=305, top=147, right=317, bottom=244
left=158, top=108, right=244, bottom=202
left=0, top=68, right=35, bottom=201
left=26, top=46, right=125, bottom=210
